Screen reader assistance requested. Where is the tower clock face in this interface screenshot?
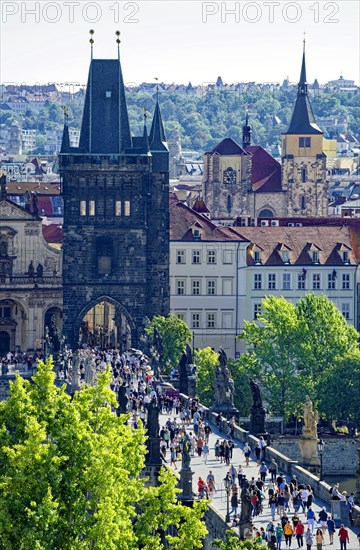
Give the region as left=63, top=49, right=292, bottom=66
left=223, top=167, right=236, bottom=184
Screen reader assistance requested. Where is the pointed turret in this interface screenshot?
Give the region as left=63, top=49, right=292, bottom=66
left=79, top=57, right=132, bottom=154
left=149, top=99, right=169, bottom=171
left=149, top=100, right=167, bottom=150
left=285, top=42, right=322, bottom=135
left=143, top=114, right=150, bottom=153
left=60, top=122, right=70, bottom=153
left=242, top=112, right=252, bottom=149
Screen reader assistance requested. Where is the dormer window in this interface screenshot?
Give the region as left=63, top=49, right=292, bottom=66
left=282, top=251, right=290, bottom=264
left=312, top=251, right=319, bottom=263
left=254, top=251, right=261, bottom=264
left=343, top=251, right=349, bottom=264
left=193, top=229, right=201, bottom=240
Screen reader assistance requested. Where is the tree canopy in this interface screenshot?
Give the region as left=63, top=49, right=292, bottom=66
left=239, top=294, right=358, bottom=419
left=145, top=314, right=192, bottom=372
left=0, top=358, right=207, bottom=549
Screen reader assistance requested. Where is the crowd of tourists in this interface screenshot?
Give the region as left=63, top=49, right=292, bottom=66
left=0, top=350, right=43, bottom=375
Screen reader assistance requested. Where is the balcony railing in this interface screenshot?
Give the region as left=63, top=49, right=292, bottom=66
left=0, top=276, right=62, bottom=287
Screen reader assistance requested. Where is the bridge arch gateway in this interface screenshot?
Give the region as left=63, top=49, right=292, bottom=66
left=75, top=296, right=135, bottom=351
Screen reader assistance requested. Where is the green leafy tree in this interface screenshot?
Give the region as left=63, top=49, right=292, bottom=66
left=239, top=294, right=358, bottom=419
left=212, top=532, right=268, bottom=549
left=145, top=315, right=191, bottom=372
left=318, top=351, right=360, bottom=424
left=227, top=359, right=254, bottom=417
left=0, top=358, right=207, bottom=549
left=194, top=347, right=219, bottom=406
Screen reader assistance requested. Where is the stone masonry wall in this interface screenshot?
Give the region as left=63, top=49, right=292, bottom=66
left=270, top=436, right=359, bottom=476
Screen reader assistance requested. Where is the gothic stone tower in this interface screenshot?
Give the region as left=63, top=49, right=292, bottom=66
left=282, top=43, right=328, bottom=217
left=59, top=48, right=169, bottom=348
left=203, top=138, right=252, bottom=218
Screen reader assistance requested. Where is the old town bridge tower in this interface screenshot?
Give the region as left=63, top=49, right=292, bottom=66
left=59, top=38, right=169, bottom=348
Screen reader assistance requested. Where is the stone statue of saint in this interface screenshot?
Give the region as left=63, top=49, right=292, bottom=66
left=214, top=348, right=234, bottom=406
left=36, top=263, right=44, bottom=278
left=28, top=261, right=35, bottom=278
left=250, top=378, right=263, bottom=410
left=303, top=396, right=319, bottom=439
left=117, top=384, right=128, bottom=414
left=146, top=398, right=160, bottom=438
left=181, top=432, right=191, bottom=469
left=240, top=480, right=252, bottom=524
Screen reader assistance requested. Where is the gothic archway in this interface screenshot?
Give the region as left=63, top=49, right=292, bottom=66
left=76, top=296, right=134, bottom=351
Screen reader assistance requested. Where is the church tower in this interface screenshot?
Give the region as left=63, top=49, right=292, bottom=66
left=59, top=34, right=169, bottom=348
left=281, top=42, right=328, bottom=217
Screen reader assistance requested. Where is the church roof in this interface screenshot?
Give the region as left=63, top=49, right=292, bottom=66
left=192, top=197, right=210, bottom=214
left=285, top=44, right=322, bottom=135
left=245, top=145, right=283, bottom=193
left=207, top=138, right=248, bottom=156
left=79, top=58, right=132, bottom=153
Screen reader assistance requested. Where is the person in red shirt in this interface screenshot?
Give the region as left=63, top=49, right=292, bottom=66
left=338, top=524, right=350, bottom=550
left=295, top=520, right=305, bottom=547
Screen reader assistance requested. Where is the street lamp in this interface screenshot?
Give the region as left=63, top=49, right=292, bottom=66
left=224, top=473, right=231, bottom=523
left=318, top=438, right=324, bottom=481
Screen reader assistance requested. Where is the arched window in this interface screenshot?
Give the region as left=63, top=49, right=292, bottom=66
left=300, top=196, right=306, bottom=209
left=301, top=168, right=307, bottom=183
left=258, top=209, right=274, bottom=218
left=227, top=195, right=232, bottom=213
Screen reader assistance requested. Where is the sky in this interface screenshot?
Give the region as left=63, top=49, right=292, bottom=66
left=1, top=0, right=359, bottom=86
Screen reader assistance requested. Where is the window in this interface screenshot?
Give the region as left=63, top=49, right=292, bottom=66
left=342, top=273, right=350, bottom=290
left=312, top=251, right=319, bottom=263
left=89, top=200, right=95, bottom=216
left=254, top=273, right=262, bottom=290
left=207, top=280, right=216, bottom=295
left=115, top=200, right=121, bottom=216
left=192, top=250, right=201, bottom=264
left=176, top=312, right=185, bottom=322
left=343, top=251, right=349, bottom=263
left=328, top=272, right=336, bottom=290
left=341, top=303, right=350, bottom=320
left=207, top=312, right=216, bottom=329
left=207, top=250, right=216, bottom=264
left=312, top=274, right=321, bottom=290
left=176, top=280, right=185, bottom=295
left=282, top=273, right=291, bottom=290
left=254, top=251, right=261, bottom=264
left=177, top=250, right=185, bottom=264
left=301, top=168, right=307, bottom=183
left=254, top=303, right=261, bottom=319
left=299, top=137, right=311, bottom=148
left=298, top=273, right=306, bottom=290
left=97, top=237, right=113, bottom=275
left=192, top=280, right=201, bottom=295
left=301, top=195, right=306, bottom=209
left=124, top=200, right=130, bottom=217
left=0, top=306, right=11, bottom=318
left=80, top=200, right=86, bottom=216
left=268, top=273, right=276, bottom=290
left=282, top=251, right=290, bottom=264
left=192, top=313, right=200, bottom=329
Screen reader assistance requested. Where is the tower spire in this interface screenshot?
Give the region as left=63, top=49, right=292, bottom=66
left=60, top=106, right=70, bottom=153
left=285, top=41, right=322, bottom=135
left=149, top=98, right=167, bottom=149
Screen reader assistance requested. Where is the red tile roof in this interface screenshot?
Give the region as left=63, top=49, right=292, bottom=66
left=42, top=223, right=63, bottom=244
left=207, top=138, right=248, bottom=156
left=245, top=145, right=282, bottom=192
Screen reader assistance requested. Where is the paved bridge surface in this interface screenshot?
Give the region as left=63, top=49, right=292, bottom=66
left=160, top=413, right=359, bottom=548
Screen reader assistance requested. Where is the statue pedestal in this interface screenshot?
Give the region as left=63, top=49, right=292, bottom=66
left=239, top=522, right=253, bottom=540
left=299, top=437, right=320, bottom=474
left=143, top=436, right=162, bottom=487
left=249, top=406, right=266, bottom=435
left=210, top=403, right=239, bottom=422
left=178, top=467, right=194, bottom=506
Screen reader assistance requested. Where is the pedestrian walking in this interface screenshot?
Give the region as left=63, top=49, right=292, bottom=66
left=259, top=461, right=268, bottom=482
left=284, top=520, right=294, bottom=547
left=338, top=524, right=349, bottom=550
left=295, top=520, right=305, bottom=548
left=269, top=459, right=278, bottom=482
left=315, top=528, right=324, bottom=550
left=243, top=442, right=251, bottom=466
left=306, top=508, right=316, bottom=534
left=203, top=442, right=209, bottom=463
left=275, top=523, right=284, bottom=550
left=305, top=528, right=313, bottom=550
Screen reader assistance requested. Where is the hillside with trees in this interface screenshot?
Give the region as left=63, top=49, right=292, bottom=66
left=1, top=86, right=359, bottom=155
